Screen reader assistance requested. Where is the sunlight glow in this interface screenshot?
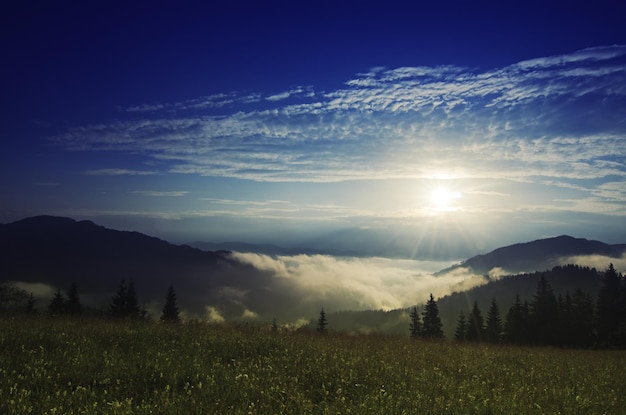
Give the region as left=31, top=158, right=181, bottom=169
left=429, top=187, right=462, bottom=211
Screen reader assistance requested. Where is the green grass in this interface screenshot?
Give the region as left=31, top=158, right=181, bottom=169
left=1, top=318, right=625, bottom=414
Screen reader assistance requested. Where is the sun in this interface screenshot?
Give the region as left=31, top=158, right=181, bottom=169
left=429, top=186, right=462, bottom=211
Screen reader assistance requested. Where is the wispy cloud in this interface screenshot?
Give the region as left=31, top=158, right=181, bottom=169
left=84, top=168, right=158, bottom=176
left=53, top=46, right=626, bottom=214
left=129, top=190, right=190, bottom=197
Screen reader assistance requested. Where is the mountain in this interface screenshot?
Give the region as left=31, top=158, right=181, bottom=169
left=0, top=216, right=254, bottom=313
left=2, top=216, right=624, bottom=327
left=436, top=235, right=626, bottom=276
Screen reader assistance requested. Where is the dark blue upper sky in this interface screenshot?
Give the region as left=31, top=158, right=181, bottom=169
left=2, top=0, right=626, bottom=256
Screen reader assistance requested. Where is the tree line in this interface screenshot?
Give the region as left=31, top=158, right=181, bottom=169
left=2, top=263, right=625, bottom=349
left=0, top=279, right=181, bottom=323
left=453, top=264, right=626, bottom=349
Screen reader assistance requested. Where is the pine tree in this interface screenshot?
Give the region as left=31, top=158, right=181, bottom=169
left=316, top=308, right=328, bottom=333
left=454, top=311, right=467, bottom=341
left=504, top=293, right=527, bottom=344
left=65, top=282, right=83, bottom=316
left=49, top=289, right=66, bottom=316
left=485, top=298, right=503, bottom=343
left=108, top=280, right=127, bottom=319
left=160, top=284, right=180, bottom=323
left=530, top=274, right=559, bottom=345
left=409, top=306, right=422, bottom=338
left=570, top=288, right=595, bottom=348
left=24, top=293, right=37, bottom=316
left=466, top=301, right=485, bottom=342
left=596, top=263, right=624, bottom=347
left=125, top=280, right=141, bottom=320
left=421, top=294, right=444, bottom=339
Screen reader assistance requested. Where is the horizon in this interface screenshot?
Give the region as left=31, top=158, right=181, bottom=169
left=2, top=2, right=626, bottom=259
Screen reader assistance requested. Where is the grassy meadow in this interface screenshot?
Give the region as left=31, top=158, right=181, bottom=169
left=1, top=318, right=625, bottom=414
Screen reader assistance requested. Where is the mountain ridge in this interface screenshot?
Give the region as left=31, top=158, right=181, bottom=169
left=1, top=216, right=624, bottom=324
left=437, top=234, right=626, bottom=276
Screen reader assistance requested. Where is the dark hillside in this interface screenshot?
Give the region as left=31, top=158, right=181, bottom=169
left=438, top=235, right=626, bottom=276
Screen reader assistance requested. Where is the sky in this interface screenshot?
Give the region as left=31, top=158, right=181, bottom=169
left=2, top=0, right=626, bottom=260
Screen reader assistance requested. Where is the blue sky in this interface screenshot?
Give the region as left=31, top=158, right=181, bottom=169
left=2, top=1, right=626, bottom=258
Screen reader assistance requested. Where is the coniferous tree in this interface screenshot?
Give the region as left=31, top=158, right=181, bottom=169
left=596, top=263, right=624, bottom=347
left=570, top=288, right=595, bottom=348
left=160, top=284, right=180, bottom=323
left=530, top=274, right=559, bottom=345
left=466, top=301, right=485, bottom=342
left=485, top=298, right=503, bottom=343
left=421, top=294, right=444, bottom=339
left=504, top=294, right=526, bottom=344
left=108, top=280, right=127, bottom=318
left=65, top=282, right=83, bottom=316
left=316, top=308, right=328, bottom=333
left=125, top=280, right=141, bottom=319
left=454, top=311, right=467, bottom=341
left=409, top=306, right=422, bottom=339
left=49, top=289, right=66, bottom=316
left=24, top=293, right=37, bottom=316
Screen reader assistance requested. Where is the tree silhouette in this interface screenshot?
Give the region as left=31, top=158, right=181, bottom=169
left=125, top=280, right=141, bottom=320
left=160, top=284, right=180, bottom=323
left=569, top=288, right=595, bottom=348
left=316, top=308, right=328, bottom=333
left=485, top=298, right=503, bottom=343
left=596, top=263, right=624, bottom=347
left=454, top=311, right=467, bottom=341
left=466, top=301, right=485, bottom=342
left=530, top=274, right=558, bottom=345
left=503, top=294, right=528, bottom=345
left=421, top=294, right=444, bottom=339
left=65, top=282, right=83, bottom=316
left=108, top=280, right=127, bottom=318
left=49, top=289, right=66, bottom=316
left=24, top=293, right=37, bottom=316
left=409, top=306, right=422, bottom=339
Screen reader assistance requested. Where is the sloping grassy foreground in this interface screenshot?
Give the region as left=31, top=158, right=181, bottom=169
left=1, top=318, right=625, bottom=414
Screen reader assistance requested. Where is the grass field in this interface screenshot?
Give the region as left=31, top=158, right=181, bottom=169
left=1, top=318, right=625, bottom=414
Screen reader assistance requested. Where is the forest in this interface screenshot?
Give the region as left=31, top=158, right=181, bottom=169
left=1, top=263, right=625, bottom=350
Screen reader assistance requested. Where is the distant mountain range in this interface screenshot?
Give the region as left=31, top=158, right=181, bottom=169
left=437, top=235, right=626, bottom=276
left=1, top=216, right=624, bottom=327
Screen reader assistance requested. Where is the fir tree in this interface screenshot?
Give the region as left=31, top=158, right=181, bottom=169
left=485, top=298, right=503, bottom=343
left=466, top=301, right=485, bottom=342
left=65, top=282, right=83, bottom=316
left=530, top=274, right=558, bottom=345
left=454, top=311, right=467, bottom=341
left=316, top=308, right=328, bottom=333
left=570, top=288, right=595, bottom=348
left=108, top=280, right=127, bottom=318
left=49, top=289, right=66, bottom=316
left=125, top=280, right=141, bottom=319
left=421, top=294, right=444, bottom=339
left=160, top=284, right=180, bottom=323
left=596, top=263, right=624, bottom=347
left=24, top=293, right=37, bottom=316
left=504, top=293, right=527, bottom=345
left=409, top=306, right=422, bottom=339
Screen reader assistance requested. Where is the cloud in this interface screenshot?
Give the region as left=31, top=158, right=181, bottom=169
left=217, top=253, right=488, bottom=325
left=84, top=169, right=157, bottom=176
left=558, top=254, right=626, bottom=273
left=129, top=190, right=190, bottom=197
left=52, top=46, right=626, bottom=214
